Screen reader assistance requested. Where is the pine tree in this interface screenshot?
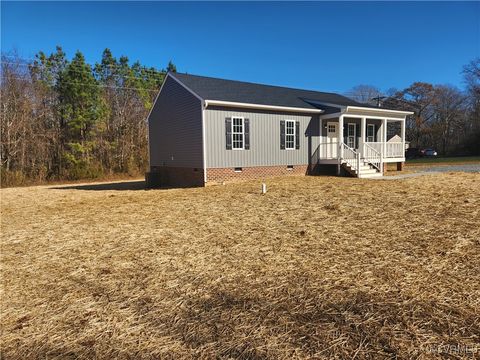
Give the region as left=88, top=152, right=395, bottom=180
left=57, top=51, right=104, bottom=177
left=29, top=46, right=68, bottom=178
left=166, top=60, right=177, bottom=73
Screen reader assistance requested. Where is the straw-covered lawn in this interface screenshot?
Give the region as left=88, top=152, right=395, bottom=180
left=1, top=173, right=479, bottom=359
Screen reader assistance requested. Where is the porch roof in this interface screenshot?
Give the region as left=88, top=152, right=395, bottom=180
left=320, top=105, right=414, bottom=120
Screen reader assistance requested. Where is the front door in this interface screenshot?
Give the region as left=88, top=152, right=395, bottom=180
left=347, top=123, right=356, bottom=149
left=326, top=122, right=338, bottom=158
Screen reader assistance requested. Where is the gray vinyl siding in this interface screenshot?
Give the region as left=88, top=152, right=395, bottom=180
left=148, top=76, right=203, bottom=168
left=204, top=106, right=320, bottom=168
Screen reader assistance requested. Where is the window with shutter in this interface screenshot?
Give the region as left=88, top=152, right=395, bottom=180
left=285, top=120, right=295, bottom=150
left=232, top=117, right=244, bottom=150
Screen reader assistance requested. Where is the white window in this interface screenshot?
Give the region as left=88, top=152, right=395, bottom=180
left=232, top=117, right=244, bottom=150
left=285, top=120, right=295, bottom=149
left=347, top=123, right=356, bottom=148
left=367, top=124, right=375, bottom=142
left=328, top=124, right=336, bottom=134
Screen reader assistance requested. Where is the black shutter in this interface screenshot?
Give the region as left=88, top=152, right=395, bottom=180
left=343, top=123, right=348, bottom=145
left=295, top=121, right=300, bottom=149
left=225, top=117, right=232, bottom=150
left=244, top=118, right=250, bottom=150
left=374, top=124, right=378, bottom=142
left=280, top=120, right=285, bottom=150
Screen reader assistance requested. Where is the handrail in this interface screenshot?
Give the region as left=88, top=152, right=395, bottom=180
left=363, top=143, right=382, bottom=172
left=341, top=143, right=360, bottom=172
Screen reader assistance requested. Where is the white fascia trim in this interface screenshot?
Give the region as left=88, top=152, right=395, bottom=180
left=346, top=106, right=414, bottom=116
left=320, top=112, right=408, bottom=122
left=204, top=100, right=324, bottom=114
left=340, top=114, right=407, bottom=121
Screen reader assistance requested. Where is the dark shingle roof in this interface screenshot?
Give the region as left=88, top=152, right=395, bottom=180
left=172, top=72, right=373, bottom=112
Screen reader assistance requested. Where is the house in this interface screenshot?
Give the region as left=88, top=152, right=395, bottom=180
left=146, top=72, right=413, bottom=187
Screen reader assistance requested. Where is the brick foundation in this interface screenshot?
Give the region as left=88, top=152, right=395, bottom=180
left=206, top=165, right=310, bottom=184
left=397, top=161, right=405, bottom=171
left=146, top=166, right=204, bottom=188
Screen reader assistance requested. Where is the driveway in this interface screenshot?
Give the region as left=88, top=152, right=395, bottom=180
left=417, top=163, right=480, bottom=173
left=381, top=163, right=480, bottom=180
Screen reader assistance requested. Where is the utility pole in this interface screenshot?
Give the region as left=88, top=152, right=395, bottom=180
left=371, top=96, right=386, bottom=107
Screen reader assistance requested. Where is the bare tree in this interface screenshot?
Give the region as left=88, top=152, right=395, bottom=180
left=345, top=85, right=383, bottom=105
left=462, top=58, right=480, bottom=154
left=1, top=53, right=34, bottom=184
left=431, top=85, right=467, bottom=154
left=386, top=82, right=437, bottom=147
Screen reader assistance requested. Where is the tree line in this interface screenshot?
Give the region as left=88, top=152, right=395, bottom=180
left=1, top=47, right=175, bottom=186
left=1, top=48, right=479, bottom=187
left=346, top=59, right=480, bottom=155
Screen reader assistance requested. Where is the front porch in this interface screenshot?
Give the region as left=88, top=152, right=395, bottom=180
left=315, top=107, right=411, bottom=178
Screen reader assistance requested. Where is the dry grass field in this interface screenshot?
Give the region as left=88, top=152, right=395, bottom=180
left=1, top=173, right=479, bottom=359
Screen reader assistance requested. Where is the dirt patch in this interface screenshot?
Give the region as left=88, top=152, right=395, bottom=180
left=1, top=174, right=479, bottom=358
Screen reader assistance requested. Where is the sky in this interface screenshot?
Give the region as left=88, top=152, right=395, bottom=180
left=1, top=1, right=479, bottom=93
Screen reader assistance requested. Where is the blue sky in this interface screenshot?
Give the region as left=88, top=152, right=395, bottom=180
left=2, top=1, right=479, bottom=93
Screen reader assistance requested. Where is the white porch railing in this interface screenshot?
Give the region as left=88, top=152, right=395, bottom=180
left=319, top=141, right=404, bottom=160
left=363, top=143, right=382, bottom=172
left=364, top=142, right=404, bottom=158
left=386, top=142, right=404, bottom=158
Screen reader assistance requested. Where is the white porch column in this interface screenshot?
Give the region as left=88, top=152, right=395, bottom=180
left=319, top=117, right=323, bottom=159
left=401, top=117, right=406, bottom=153
left=382, top=118, right=387, bottom=156
left=338, top=115, right=344, bottom=159
left=360, top=116, right=366, bottom=156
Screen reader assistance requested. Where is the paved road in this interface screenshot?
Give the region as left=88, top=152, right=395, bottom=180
left=380, top=163, right=480, bottom=180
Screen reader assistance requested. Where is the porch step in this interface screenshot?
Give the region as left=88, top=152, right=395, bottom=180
left=344, top=164, right=375, bottom=173
left=359, top=165, right=373, bottom=171
left=358, top=172, right=383, bottom=179
left=342, top=161, right=383, bottom=178
left=359, top=168, right=379, bottom=175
